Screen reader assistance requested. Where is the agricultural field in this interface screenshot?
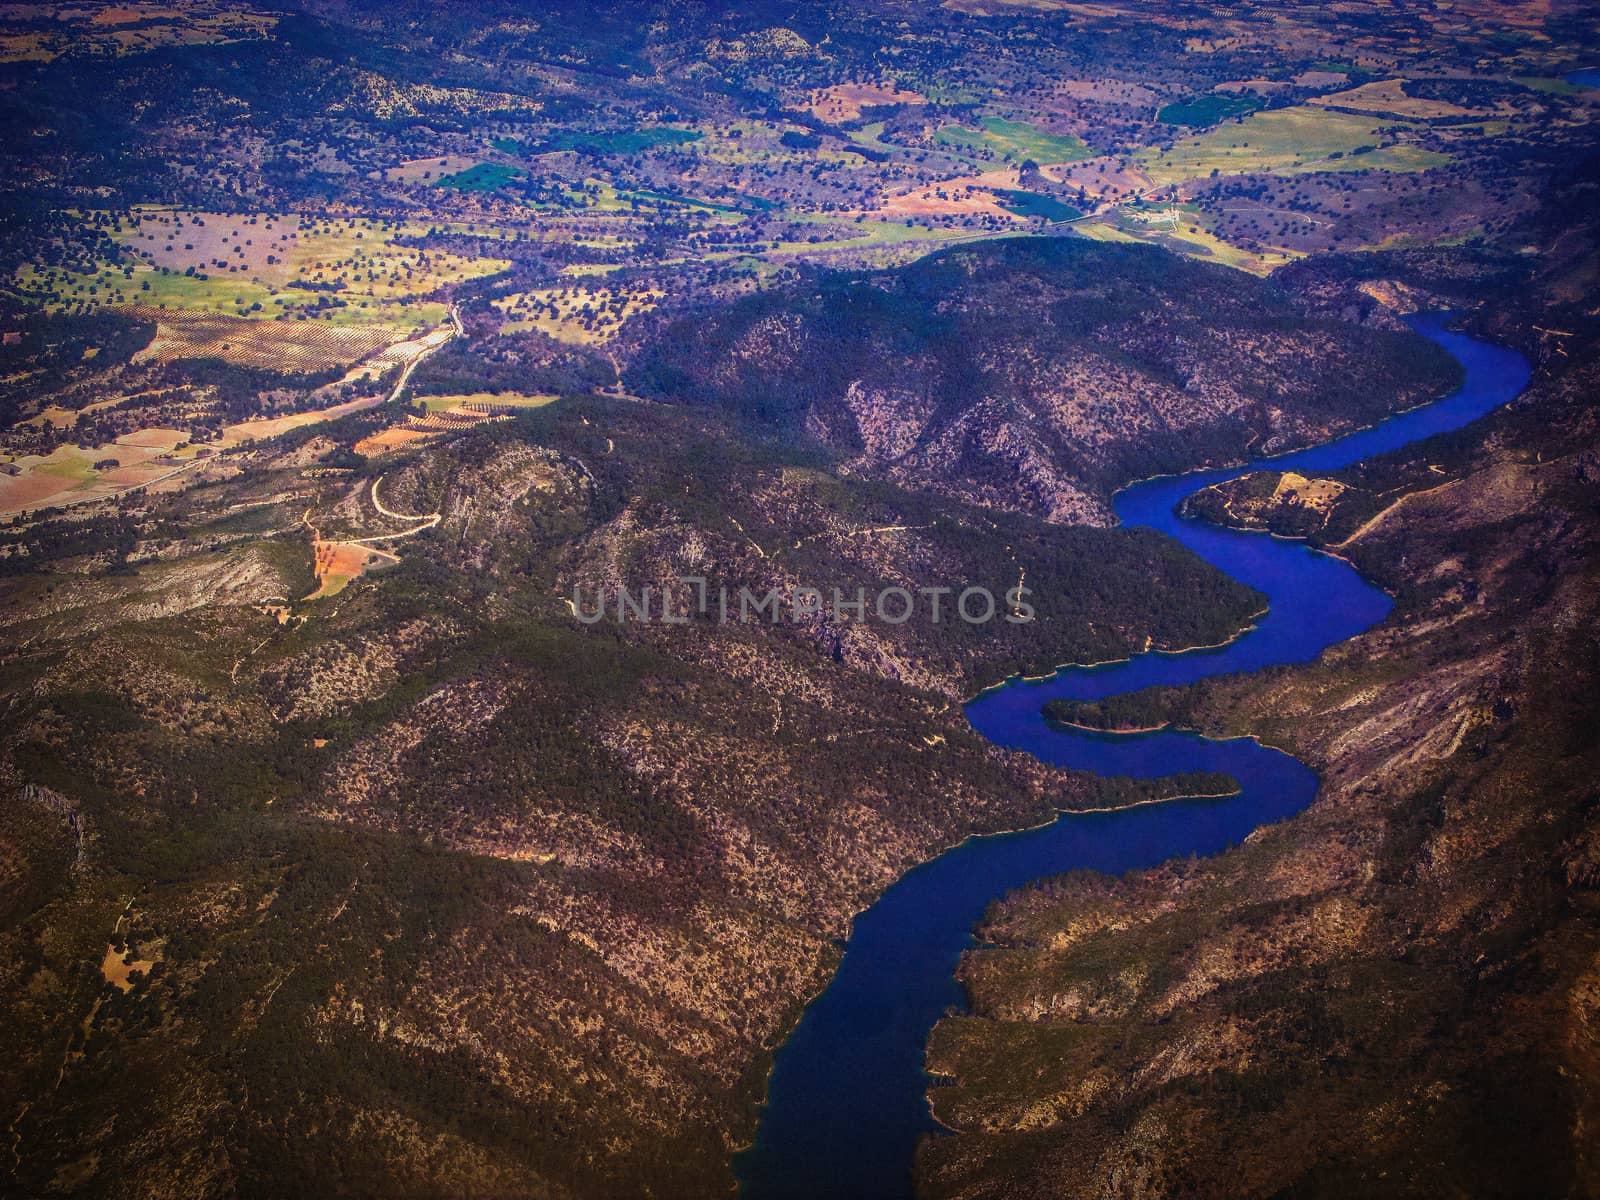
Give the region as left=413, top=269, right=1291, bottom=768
left=307, top=538, right=395, bottom=598
left=377, top=155, right=489, bottom=184
left=1158, top=93, right=1265, bottom=126
left=25, top=396, right=125, bottom=430
left=806, top=82, right=927, bottom=122
left=1139, top=106, right=1451, bottom=183
left=935, top=117, right=1093, bottom=164
left=130, top=312, right=400, bottom=372
left=877, top=169, right=1031, bottom=220
left=1310, top=78, right=1490, bottom=120
left=542, top=177, right=754, bottom=219
left=110, top=210, right=508, bottom=308
left=1191, top=152, right=1511, bottom=258
left=0, top=386, right=400, bottom=516
left=434, top=163, right=525, bottom=192
left=1050, top=77, right=1162, bottom=107
left=0, top=429, right=204, bottom=515
left=671, top=120, right=841, bottom=169
left=354, top=393, right=558, bottom=456
left=1045, top=156, right=1156, bottom=203
left=750, top=216, right=974, bottom=267
left=221, top=393, right=388, bottom=446
left=416, top=393, right=560, bottom=413
left=0, top=314, right=456, bottom=514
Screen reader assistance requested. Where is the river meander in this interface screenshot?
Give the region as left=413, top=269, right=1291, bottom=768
left=736, top=315, right=1531, bottom=1199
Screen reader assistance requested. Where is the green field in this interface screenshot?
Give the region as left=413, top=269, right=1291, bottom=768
left=935, top=117, right=1091, bottom=164
left=435, top=163, right=524, bottom=191
left=993, top=189, right=1082, bottom=221
left=845, top=121, right=900, bottom=157
left=1157, top=93, right=1265, bottom=126
left=1140, top=106, right=1449, bottom=183
left=1512, top=76, right=1586, bottom=96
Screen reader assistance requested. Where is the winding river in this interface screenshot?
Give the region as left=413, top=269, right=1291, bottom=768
left=736, top=315, right=1531, bottom=1200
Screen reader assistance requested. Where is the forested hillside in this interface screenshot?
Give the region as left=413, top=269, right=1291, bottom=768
left=631, top=238, right=1461, bottom=523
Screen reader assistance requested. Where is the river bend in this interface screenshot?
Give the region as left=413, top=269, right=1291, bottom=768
left=736, top=316, right=1531, bottom=1199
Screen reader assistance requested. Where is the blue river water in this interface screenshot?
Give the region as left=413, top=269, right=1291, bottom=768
left=735, top=316, right=1531, bottom=1200
left=1568, top=68, right=1600, bottom=89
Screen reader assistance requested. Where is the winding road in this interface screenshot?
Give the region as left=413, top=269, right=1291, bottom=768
left=363, top=473, right=441, bottom=540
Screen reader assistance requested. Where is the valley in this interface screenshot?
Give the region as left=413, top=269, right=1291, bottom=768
left=0, top=3, right=1596, bottom=1199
